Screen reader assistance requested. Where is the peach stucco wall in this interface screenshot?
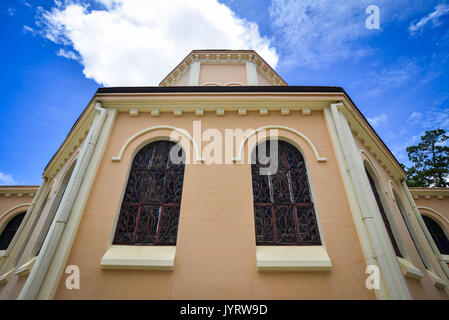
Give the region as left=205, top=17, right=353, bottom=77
left=354, top=136, right=449, bottom=299
left=52, top=109, right=376, bottom=299
left=199, top=63, right=247, bottom=86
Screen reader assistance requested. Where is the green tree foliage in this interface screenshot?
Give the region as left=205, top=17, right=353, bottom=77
left=405, top=129, right=449, bottom=187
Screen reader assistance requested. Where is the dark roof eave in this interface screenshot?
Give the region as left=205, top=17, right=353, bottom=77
left=96, top=85, right=344, bottom=94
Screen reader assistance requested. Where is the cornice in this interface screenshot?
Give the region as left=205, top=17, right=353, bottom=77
left=96, top=91, right=345, bottom=111
left=338, top=101, right=407, bottom=182
left=409, top=187, right=449, bottom=199
left=0, top=186, right=38, bottom=198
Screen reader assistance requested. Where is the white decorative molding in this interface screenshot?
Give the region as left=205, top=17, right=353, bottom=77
left=0, top=186, right=38, bottom=197
left=188, top=61, right=200, bottom=86
left=281, top=108, right=290, bottom=115
left=101, top=245, right=176, bottom=271
left=150, top=109, right=160, bottom=117
left=234, top=125, right=327, bottom=163
left=238, top=108, right=247, bottom=116
left=15, top=256, right=37, bottom=278
left=195, top=109, right=204, bottom=116
left=0, top=268, right=15, bottom=284
left=224, top=82, right=244, bottom=86
left=246, top=61, right=258, bottom=85
left=256, top=246, right=332, bottom=272
left=387, top=180, right=396, bottom=200
left=397, top=257, right=423, bottom=280
left=111, top=125, right=203, bottom=163
left=173, top=109, right=182, bottom=117
left=259, top=109, right=268, bottom=116
left=129, top=109, right=139, bottom=117
left=417, top=206, right=449, bottom=224
left=302, top=108, right=311, bottom=115
left=0, top=203, right=32, bottom=222
left=426, top=269, right=447, bottom=288
left=216, top=108, right=225, bottom=116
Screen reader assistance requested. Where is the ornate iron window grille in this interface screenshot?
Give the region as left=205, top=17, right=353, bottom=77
left=113, top=140, right=185, bottom=246
left=251, top=140, right=321, bottom=245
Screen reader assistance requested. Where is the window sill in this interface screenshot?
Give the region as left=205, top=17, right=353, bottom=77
left=441, top=254, right=449, bottom=263
left=0, top=268, right=15, bottom=285
left=101, top=245, right=176, bottom=271
left=426, top=269, right=447, bottom=289
left=0, top=250, right=7, bottom=268
left=256, top=245, right=332, bottom=272
left=15, top=256, right=37, bottom=278
left=396, top=257, right=422, bottom=280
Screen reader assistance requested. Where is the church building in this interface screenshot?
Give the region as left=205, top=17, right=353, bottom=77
left=0, top=50, right=448, bottom=300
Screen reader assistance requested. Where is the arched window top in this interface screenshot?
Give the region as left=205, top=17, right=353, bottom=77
left=251, top=140, right=321, bottom=245
left=422, top=215, right=449, bottom=255
left=0, top=212, right=25, bottom=250
left=113, top=140, right=185, bottom=246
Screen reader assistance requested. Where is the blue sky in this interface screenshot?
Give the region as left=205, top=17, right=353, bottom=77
left=1, top=0, right=448, bottom=185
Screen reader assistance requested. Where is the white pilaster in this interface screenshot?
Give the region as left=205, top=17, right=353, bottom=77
left=325, top=103, right=411, bottom=299
left=246, top=61, right=258, bottom=85
left=188, top=61, right=201, bottom=86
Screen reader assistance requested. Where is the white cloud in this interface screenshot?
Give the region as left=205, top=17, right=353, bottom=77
left=422, top=109, right=449, bottom=130
left=0, top=172, right=17, bottom=185
left=409, top=4, right=449, bottom=35
left=268, top=0, right=433, bottom=68
left=22, top=25, right=36, bottom=35
left=35, top=0, right=278, bottom=86
left=56, top=48, right=79, bottom=60
left=360, top=58, right=419, bottom=96
left=407, top=112, right=422, bottom=124
left=7, top=7, right=16, bottom=16
left=367, top=114, right=388, bottom=127
left=22, top=1, right=32, bottom=8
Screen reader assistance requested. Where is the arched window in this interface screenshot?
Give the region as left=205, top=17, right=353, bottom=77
left=422, top=215, right=449, bottom=255
left=35, top=161, right=76, bottom=255
left=365, top=168, right=403, bottom=257
left=113, top=140, right=185, bottom=245
left=251, top=140, right=321, bottom=245
left=0, top=212, right=25, bottom=250
left=393, top=190, right=430, bottom=268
